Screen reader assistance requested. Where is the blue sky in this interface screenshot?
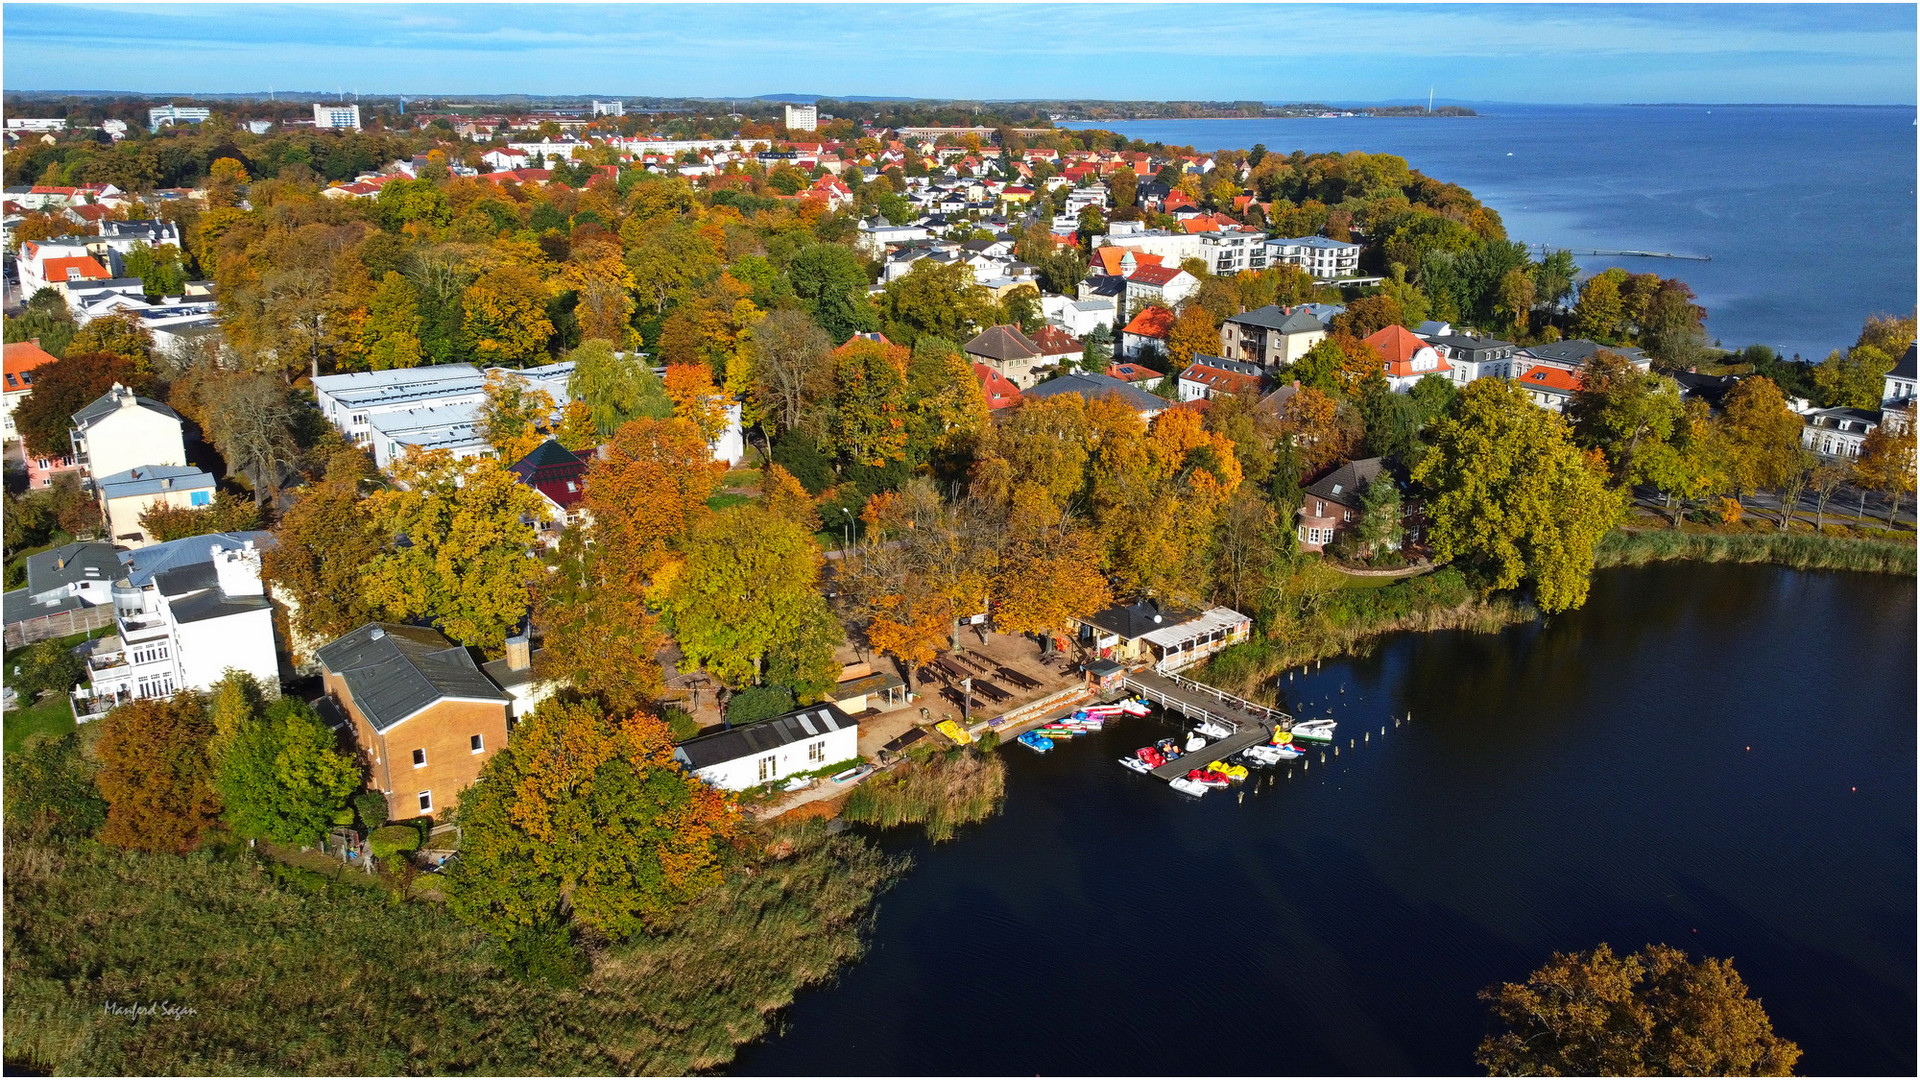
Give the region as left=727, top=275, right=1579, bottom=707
left=3, top=3, right=1913, bottom=104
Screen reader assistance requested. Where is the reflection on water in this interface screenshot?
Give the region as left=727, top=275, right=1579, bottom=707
left=731, top=566, right=1916, bottom=1076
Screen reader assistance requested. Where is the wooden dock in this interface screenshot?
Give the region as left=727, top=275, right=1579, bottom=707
left=1122, top=669, right=1292, bottom=780
left=1147, top=723, right=1277, bottom=780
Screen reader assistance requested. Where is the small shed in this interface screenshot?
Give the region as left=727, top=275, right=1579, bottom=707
left=674, top=703, right=861, bottom=791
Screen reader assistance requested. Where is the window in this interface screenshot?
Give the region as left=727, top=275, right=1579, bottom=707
left=418, top=791, right=433, bottom=812
left=470, top=734, right=485, bottom=753
left=808, top=740, right=826, bottom=763
left=412, top=748, right=427, bottom=767
left=189, top=490, right=211, bottom=507
left=757, top=755, right=777, bottom=783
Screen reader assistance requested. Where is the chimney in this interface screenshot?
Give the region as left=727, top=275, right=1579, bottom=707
left=504, top=631, right=531, bottom=673
left=370, top=627, right=386, bottom=641
left=209, top=542, right=264, bottom=598
left=160, top=476, right=172, bottom=490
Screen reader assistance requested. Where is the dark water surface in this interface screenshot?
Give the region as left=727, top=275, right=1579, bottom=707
left=1061, top=106, right=1918, bottom=362
left=732, top=565, right=1916, bottom=1076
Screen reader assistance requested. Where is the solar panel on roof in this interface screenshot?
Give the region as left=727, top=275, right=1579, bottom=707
left=797, top=714, right=818, bottom=735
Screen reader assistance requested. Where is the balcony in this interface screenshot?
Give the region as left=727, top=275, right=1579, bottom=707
left=71, top=687, right=130, bottom=723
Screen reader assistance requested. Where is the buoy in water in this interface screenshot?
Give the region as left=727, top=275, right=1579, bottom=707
left=1365, top=732, right=1370, bottom=742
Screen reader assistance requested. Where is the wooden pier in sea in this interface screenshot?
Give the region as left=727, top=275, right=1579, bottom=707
left=1122, top=669, right=1292, bottom=780
left=1531, top=244, right=1711, bottom=262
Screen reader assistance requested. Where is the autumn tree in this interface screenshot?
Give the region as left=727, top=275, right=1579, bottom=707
left=214, top=686, right=360, bottom=848
left=663, top=363, right=729, bottom=446
left=1166, top=303, right=1219, bottom=369
left=1566, top=350, right=1685, bottom=486
left=786, top=242, right=880, bottom=344
left=761, top=463, right=823, bottom=531
left=360, top=270, right=425, bottom=370
left=1331, top=294, right=1404, bottom=339
left=1412, top=378, right=1624, bottom=613
left=190, top=370, right=306, bottom=502
left=1277, top=384, right=1363, bottom=478
left=1572, top=267, right=1627, bottom=343
left=660, top=506, right=841, bottom=698
left=581, top=417, right=724, bottom=589
left=10, top=350, right=142, bottom=458
left=566, top=337, right=671, bottom=437
left=904, top=336, right=989, bottom=474
left=445, top=698, right=742, bottom=947
left=69, top=311, right=156, bottom=370
left=842, top=479, right=994, bottom=685
left=138, top=492, right=263, bottom=542
left=478, top=368, right=560, bottom=462
left=1478, top=943, right=1801, bottom=1077
left=878, top=259, right=998, bottom=346
left=261, top=474, right=385, bottom=647
left=95, top=693, right=222, bottom=855
left=532, top=525, right=666, bottom=717
left=1715, top=377, right=1804, bottom=503
left=1853, top=420, right=1916, bottom=525
left=991, top=483, right=1112, bottom=655
left=362, top=450, right=549, bottom=649
left=463, top=262, right=554, bottom=366
left=746, top=308, right=835, bottom=438
left=1811, top=344, right=1894, bottom=410
left=829, top=335, right=910, bottom=467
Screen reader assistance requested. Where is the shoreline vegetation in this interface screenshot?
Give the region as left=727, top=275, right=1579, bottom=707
left=1192, top=524, right=1913, bottom=702
left=842, top=744, right=1007, bottom=842
left=2, top=818, right=904, bottom=1076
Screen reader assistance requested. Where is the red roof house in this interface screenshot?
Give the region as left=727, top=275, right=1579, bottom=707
left=972, top=362, right=1023, bottom=410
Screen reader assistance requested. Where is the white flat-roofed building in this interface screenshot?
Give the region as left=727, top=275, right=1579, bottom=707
left=591, top=100, right=624, bottom=117
left=314, top=103, right=362, bottom=130
left=148, top=106, right=211, bottom=131
left=313, top=365, right=487, bottom=448
left=1265, top=235, right=1363, bottom=282
left=784, top=104, right=819, bottom=132
left=366, top=402, right=489, bottom=470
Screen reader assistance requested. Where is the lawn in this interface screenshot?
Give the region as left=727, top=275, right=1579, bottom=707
left=5, top=693, right=76, bottom=755
left=706, top=492, right=753, bottom=511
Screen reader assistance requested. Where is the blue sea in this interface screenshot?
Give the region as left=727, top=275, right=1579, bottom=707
left=1063, top=105, right=1917, bottom=360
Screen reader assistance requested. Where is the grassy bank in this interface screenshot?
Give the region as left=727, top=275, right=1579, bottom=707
left=1595, top=527, right=1916, bottom=575
left=842, top=746, right=1006, bottom=842
left=1194, top=567, right=1535, bottom=702
left=3, top=818, right=902, bottom=1075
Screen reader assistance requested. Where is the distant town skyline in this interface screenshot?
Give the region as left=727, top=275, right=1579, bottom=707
left=3, top=3, right=1913, bottom=105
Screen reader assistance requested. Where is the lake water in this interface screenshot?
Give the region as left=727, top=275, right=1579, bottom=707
left=732, top=565, right=1916, bottom=1076
left=1060, top=106, right=1917, bottom=361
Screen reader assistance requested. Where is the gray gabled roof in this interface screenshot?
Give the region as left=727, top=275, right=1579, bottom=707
left=1079, top=599, right=1202, bottom=641
left=315, top=622, right=510, bottom=733
left=1520, top=339, right=1646, bottom=366
left=1890, top=342, right=1917, bottom=381
left=1023, top=371, right=1169, bottom=413
left=72, top=385, right=180, bottom=429
left=94, top=464, right=215, bottom=501
left=674, top=703, right=859, bottom=771
left=25, top=542, right=119, bottom=596
left=1305, top=457, right=1386, bottom=507
left=964, top=324, right=1043, bottom=362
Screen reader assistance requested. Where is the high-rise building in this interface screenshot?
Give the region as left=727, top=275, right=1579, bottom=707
left=784, top=104, right=818, bottom=132
left=313, top=103, right=362, bottom=130
left=591, top=100, right=624, bottom=117
left=147, top=106, right=211, bottom=131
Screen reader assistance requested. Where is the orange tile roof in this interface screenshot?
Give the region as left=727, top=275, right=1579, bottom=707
left=971, top=362, right=1023, bottom=410
left=1121, top=306, right=1177, bottom=340
left=1519, top=366, right=1581, bottom=393
left=1365, top=325, right=1451, bottom=377
left=42, top=255, right=110, bottom=282
left=1030, top=324, right=1081, bottom=357
left=1180, top=362, right=1264, bottom=396
left=1127, top=264, right=1185, bottom=287
left=1092, top=246, right=1162, bottom=277
left=1106, top=363, right=1158, bottom=382
left=3, top=341, right=58, bottom=392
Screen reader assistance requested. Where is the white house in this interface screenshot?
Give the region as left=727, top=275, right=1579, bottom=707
left=94, top=464, right=218, bottom=547
left=1042, top=295, right=1116, bottom=338
left=1801, top=407, right=1882, bottom=460
left=1265, top=236, right=1364, bottom=282
left=314, top=365, right=488, bottom=447
left=71, top=534, right=281, bottom=721
left=70, top=383, right=187, bottom=483
left=1177, top=356, right=1265, bottom=402
left=1124, top=264, right=1199, bottom=311
left=1419, top=331, right=1521, bottom=385
left=673, top=703, right=860, bottom=790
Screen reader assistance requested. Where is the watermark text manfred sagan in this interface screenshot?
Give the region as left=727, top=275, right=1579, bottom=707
left=102, top=1000, right=197, bottom=1021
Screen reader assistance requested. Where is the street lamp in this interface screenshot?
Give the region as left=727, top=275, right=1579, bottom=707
left=839, top=507, right=854, bottom=556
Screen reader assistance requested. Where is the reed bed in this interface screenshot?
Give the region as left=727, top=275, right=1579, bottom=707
left=841, top=748, right=1007, bottom=842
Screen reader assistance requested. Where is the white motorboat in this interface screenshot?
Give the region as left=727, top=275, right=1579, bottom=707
left=1168, top=777, right=1210, bottom=797
left=1289, top=720, right=1336, bottom=743
left=1241, top=744, right=1288, bottom=766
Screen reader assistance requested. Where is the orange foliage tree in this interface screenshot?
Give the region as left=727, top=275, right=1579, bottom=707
left=444, top=697, right=743, bottom=943
left=95, top=694, right=223, bottom=854
left=663, top=363, right=729, bottom=447
left=582, top=416, right=725, bottom=589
